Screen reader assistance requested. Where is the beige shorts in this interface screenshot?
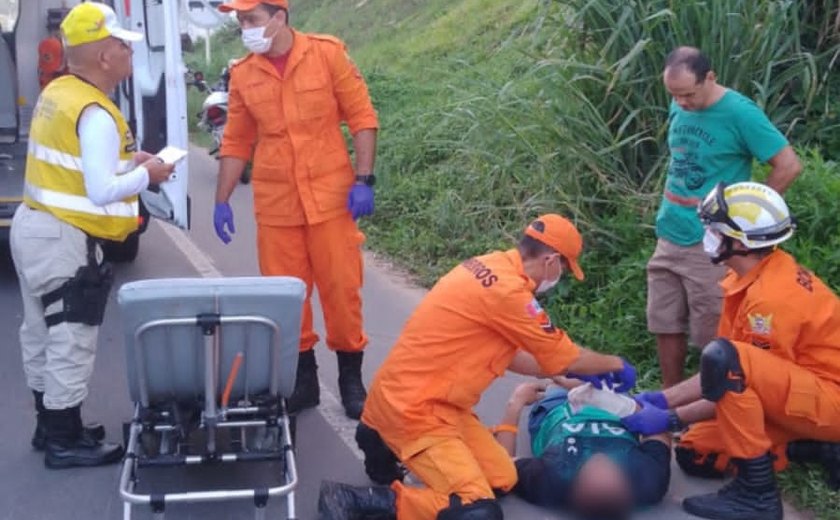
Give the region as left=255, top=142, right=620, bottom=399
left=646, top=238, right=726, bottom=348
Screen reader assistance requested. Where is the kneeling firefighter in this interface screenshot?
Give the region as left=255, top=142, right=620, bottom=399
left=318, top=214, right=637, bottom=519
left=10, top=2, right=174, bottom=469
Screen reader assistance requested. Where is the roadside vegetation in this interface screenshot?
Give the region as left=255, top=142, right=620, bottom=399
left=183, top=1, right=840, bottom=516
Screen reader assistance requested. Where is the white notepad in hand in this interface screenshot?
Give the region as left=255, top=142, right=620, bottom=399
left=156, top=146, right=188, bottom=164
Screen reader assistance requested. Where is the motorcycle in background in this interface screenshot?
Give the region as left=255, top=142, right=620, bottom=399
left=187, top=66, right=252, bottom=184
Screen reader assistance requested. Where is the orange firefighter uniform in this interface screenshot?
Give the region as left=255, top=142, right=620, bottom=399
left=220, top=30, right=378, bottom=352
left=678, top=249, right=840, bottom=472
left=362, top=249, right=582, bottom=519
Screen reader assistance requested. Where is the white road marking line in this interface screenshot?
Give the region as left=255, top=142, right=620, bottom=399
left=154, top=221, right=222, bottom=278
left=155, top=219, right=364, bottom=461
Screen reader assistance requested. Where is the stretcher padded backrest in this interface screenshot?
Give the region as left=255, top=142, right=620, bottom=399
left=117, top=277, right=305, bottom=405
left=0, top=34, right=17, bottom=134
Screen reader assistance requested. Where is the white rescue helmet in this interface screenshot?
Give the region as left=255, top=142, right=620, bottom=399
left=698, top=181, right=795, bottom=249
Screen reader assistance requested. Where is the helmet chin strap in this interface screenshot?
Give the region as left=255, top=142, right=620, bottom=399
left=711, top=236, right=751, bottom=265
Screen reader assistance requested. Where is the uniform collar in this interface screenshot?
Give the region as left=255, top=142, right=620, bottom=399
left=720, top=249, right=785, bottom=296
left=247, top=29, right=309, bottom=79
left=504, top=249, right=536, bottom=292
left=284, top=29, right=309, bottom=76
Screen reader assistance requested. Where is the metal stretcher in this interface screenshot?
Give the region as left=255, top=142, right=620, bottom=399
left=116, top=277, right=306, bottom=520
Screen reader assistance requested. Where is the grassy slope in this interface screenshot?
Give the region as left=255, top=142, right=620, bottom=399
left=185, top=2, right=840, bottom=517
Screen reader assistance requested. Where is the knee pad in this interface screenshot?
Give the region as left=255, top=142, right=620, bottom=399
left=700, top=338, right=745, bottom=402
left=436, top=496, right=503, bottom=520
left=355, top=422, right=403, bottom=485
left=675, top=446, right=726, bottom=479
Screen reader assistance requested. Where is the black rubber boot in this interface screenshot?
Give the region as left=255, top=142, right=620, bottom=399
left=31, top=391, right=105, bottom=451
left=787, top=440, right=840, bottom=490
left=43, top=406, right=123, bottom=469
left=287, top=350, right=320, bottom=414
left=356, top=422, right=404, bottom=484
left=682, top=453, right=782, bottom=520
left=337, top=352, right=367, bottom=420
left=317, top=480, right=396, bottom=520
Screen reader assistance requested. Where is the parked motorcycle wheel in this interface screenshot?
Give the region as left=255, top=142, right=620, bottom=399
left=240, top=163, right=252, bottom=184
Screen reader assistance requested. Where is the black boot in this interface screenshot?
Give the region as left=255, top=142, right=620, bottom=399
left=43, top=406, right=123, bottom=469
left=287, top=350, right=320, bottom=414
left=682, top=453, right=782, bottom=520
left=337, top=352, right=367, bottom=420
left=31, top=391, right=105, bottom=451
left=356, top=422, right=404, bottom=485
left=787, top=440, right=840, bottom=490
left=317, top=480, right=396, bottom=520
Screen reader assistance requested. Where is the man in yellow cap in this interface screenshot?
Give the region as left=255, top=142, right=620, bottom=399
left=10, top=2, right=174, bottom=469
left=212, top=0, right=379, bottom=419
left=318, top=215, right=637, bottom=519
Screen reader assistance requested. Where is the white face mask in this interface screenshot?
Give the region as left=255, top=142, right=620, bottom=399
left=536, top=258, right=562, bottom=294
left=242, top=26, right=273, bottom=54
left=703, top=228, right=723, bottom=258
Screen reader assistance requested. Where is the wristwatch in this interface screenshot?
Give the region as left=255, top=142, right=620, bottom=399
left=667, top=410, right=686, bottom=432
left=355, top=173, right=376, bottom=186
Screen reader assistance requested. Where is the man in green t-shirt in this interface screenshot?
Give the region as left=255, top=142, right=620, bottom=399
left=648, top=46, right=801, bottom=388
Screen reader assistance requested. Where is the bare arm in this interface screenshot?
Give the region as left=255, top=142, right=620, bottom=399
left=508, top=348, right=622, bottom=377
left=493, top=382, right=547, bottom=456
left=215, top=156, right=248, bottom=203
left=765, top=145, right=801, bottom=194
left=662, top=373, right=702, bottom=408
left=352, top=128, right=377, bottom=175
left=495, top=400, right=524, bottom=457
left=674, top=399, right=716, bottom=425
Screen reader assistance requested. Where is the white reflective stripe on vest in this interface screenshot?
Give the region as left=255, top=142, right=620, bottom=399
left=29, top=140, right=135, bottom=173
left=25, top=182, right=138, bottom=218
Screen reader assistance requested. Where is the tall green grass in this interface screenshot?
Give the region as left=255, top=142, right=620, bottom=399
left=184, top=3, right=840, bottom=513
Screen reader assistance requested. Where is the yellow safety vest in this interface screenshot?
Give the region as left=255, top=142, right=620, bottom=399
left=24, top=75, right=139, bottom=242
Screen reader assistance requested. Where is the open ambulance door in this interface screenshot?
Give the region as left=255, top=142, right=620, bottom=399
left=114, top=0, right=190, bottom=233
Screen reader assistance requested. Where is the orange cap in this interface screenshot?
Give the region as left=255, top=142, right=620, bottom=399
left=219, top=0, right=288, bottom=13
left=524, top=214, right=585, bottom=281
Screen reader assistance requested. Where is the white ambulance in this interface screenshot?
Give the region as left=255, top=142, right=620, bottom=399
left=0, top=0, right=223, bottom=261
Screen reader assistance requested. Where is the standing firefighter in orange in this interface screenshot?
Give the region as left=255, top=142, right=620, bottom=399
left=212, top=0, right=378, bottom=419
left=622, top=182, right=840, bottom=520
left=318, top=214, right=638, bottom=520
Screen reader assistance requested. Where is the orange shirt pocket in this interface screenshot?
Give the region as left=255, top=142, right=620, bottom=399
left=308, top=149, right=353, bottom=212
left=242, top=83, right=284, bottom=134
left=251, top=173, right=300, bottom=219
left=295, top=78, right=335, bottom=120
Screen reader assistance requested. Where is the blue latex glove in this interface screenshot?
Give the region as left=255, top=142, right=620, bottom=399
left=348, top=184, right=374, bottom=220
left=213, top=202, right=235, bottom=244
left=635, top=390, right=668, bottom=410
left=609, top=358, right=637, bottom=393
left=621, top=399, right=671, bottom=436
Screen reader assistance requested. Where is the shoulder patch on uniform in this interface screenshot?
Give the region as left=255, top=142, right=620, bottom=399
left=526, top=298, right=542, bottom=318
left=527, top=298, right=555, bottom=333
left=747, top=313, right=773, bottom=335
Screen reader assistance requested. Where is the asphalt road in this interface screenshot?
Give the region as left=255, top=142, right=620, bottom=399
left=0, top=146, right=807, bottom=519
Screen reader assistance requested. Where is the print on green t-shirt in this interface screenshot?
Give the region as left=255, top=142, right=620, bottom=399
left=655, top=90, right=788, bottom=246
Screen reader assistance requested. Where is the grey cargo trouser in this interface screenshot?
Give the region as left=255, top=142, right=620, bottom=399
left=10, top=204, right=102, bottom=410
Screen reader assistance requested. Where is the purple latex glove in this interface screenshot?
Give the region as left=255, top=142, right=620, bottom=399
left=348, top=184, right=374, bottom=220
left=621, top=399, right=671, bottom=436
left=213, top=202, right=235, bottom=244
left=610, top=358, right=637, bottom=393
left=635, top=391, right=668, bottom=410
